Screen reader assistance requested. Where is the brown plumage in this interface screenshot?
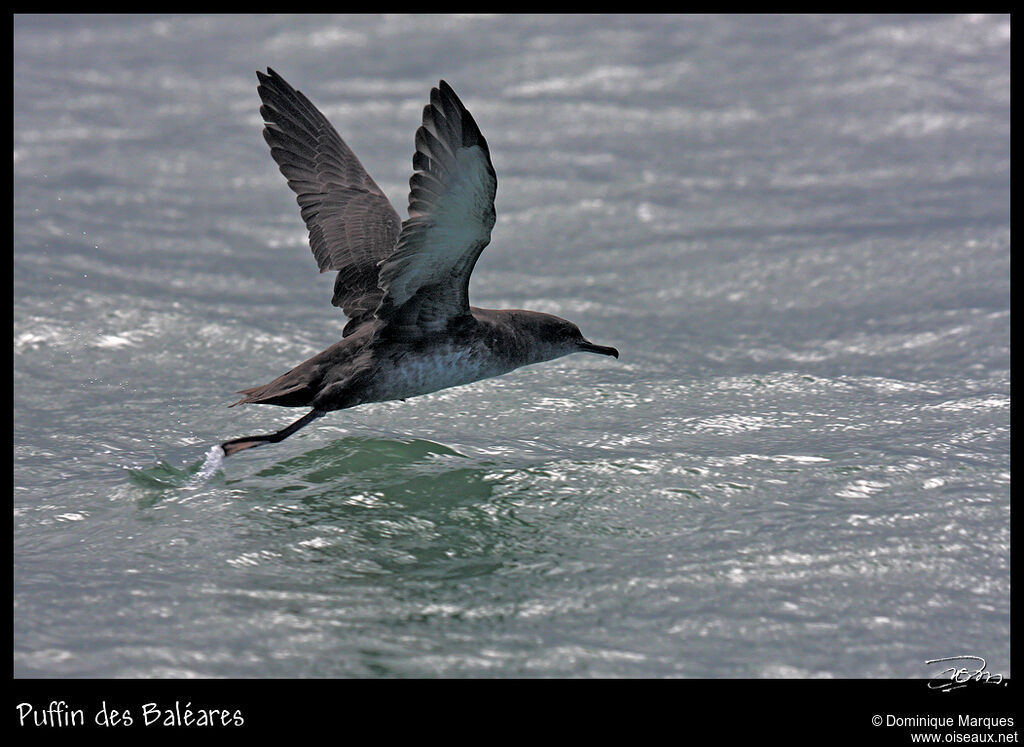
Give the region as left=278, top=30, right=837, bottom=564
left=220, top=70, right=618, bottom=458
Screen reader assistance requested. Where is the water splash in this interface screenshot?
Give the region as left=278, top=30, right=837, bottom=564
left=124, top=445, right=225, bottom=492
left=190, top=445, right=225, bottom=485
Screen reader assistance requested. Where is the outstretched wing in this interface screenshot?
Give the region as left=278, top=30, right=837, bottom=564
left=257, top=68, right=401, bottom=334
left=374, top=80, right=497, bottom=334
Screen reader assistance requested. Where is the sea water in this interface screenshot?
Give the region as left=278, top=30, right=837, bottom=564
left=14, top=14, right=1009, bottom=678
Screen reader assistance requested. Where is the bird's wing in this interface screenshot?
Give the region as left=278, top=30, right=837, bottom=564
left=374, top=80, right=497, bottom=333
left=257, top=68, right=402, bottom=335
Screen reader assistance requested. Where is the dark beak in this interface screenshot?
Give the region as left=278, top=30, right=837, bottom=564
left=578, top=340, right=619, bottom=358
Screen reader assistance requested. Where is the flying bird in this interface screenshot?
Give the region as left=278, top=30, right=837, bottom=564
left=220, top=69, right=619, bottom=457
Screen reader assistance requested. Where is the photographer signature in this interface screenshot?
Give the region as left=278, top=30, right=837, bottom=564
left=926, top=655, right=1005, bottom=692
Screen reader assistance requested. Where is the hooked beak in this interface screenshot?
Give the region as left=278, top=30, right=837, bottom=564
left=578, top=340, right=619, bottom=358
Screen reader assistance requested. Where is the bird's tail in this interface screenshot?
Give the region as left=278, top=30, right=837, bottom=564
left=221, top=409, right=325, bottom=457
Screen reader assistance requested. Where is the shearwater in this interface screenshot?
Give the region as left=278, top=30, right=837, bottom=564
left=220, top=69, right=619, bottom=457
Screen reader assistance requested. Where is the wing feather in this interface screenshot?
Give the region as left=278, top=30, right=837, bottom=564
left=375, top=81, right=497, bottom=333
left=256, top=68, right=402, bottom=334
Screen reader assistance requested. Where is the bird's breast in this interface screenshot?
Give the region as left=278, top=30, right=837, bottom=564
left=364, top=343, right=514, bottom=402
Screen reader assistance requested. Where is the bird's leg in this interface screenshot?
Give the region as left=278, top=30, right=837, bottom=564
left=221, top=409, right=326, bottom=457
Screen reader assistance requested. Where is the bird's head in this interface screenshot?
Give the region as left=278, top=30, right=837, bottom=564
left=514, top=311, right=619, bottom=363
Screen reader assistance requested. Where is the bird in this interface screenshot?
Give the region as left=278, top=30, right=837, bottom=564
left=219, top=68, right=619, bottom=457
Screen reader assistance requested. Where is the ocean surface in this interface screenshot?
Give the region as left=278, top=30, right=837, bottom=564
left=14, top=14, right=1009, bottom=678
